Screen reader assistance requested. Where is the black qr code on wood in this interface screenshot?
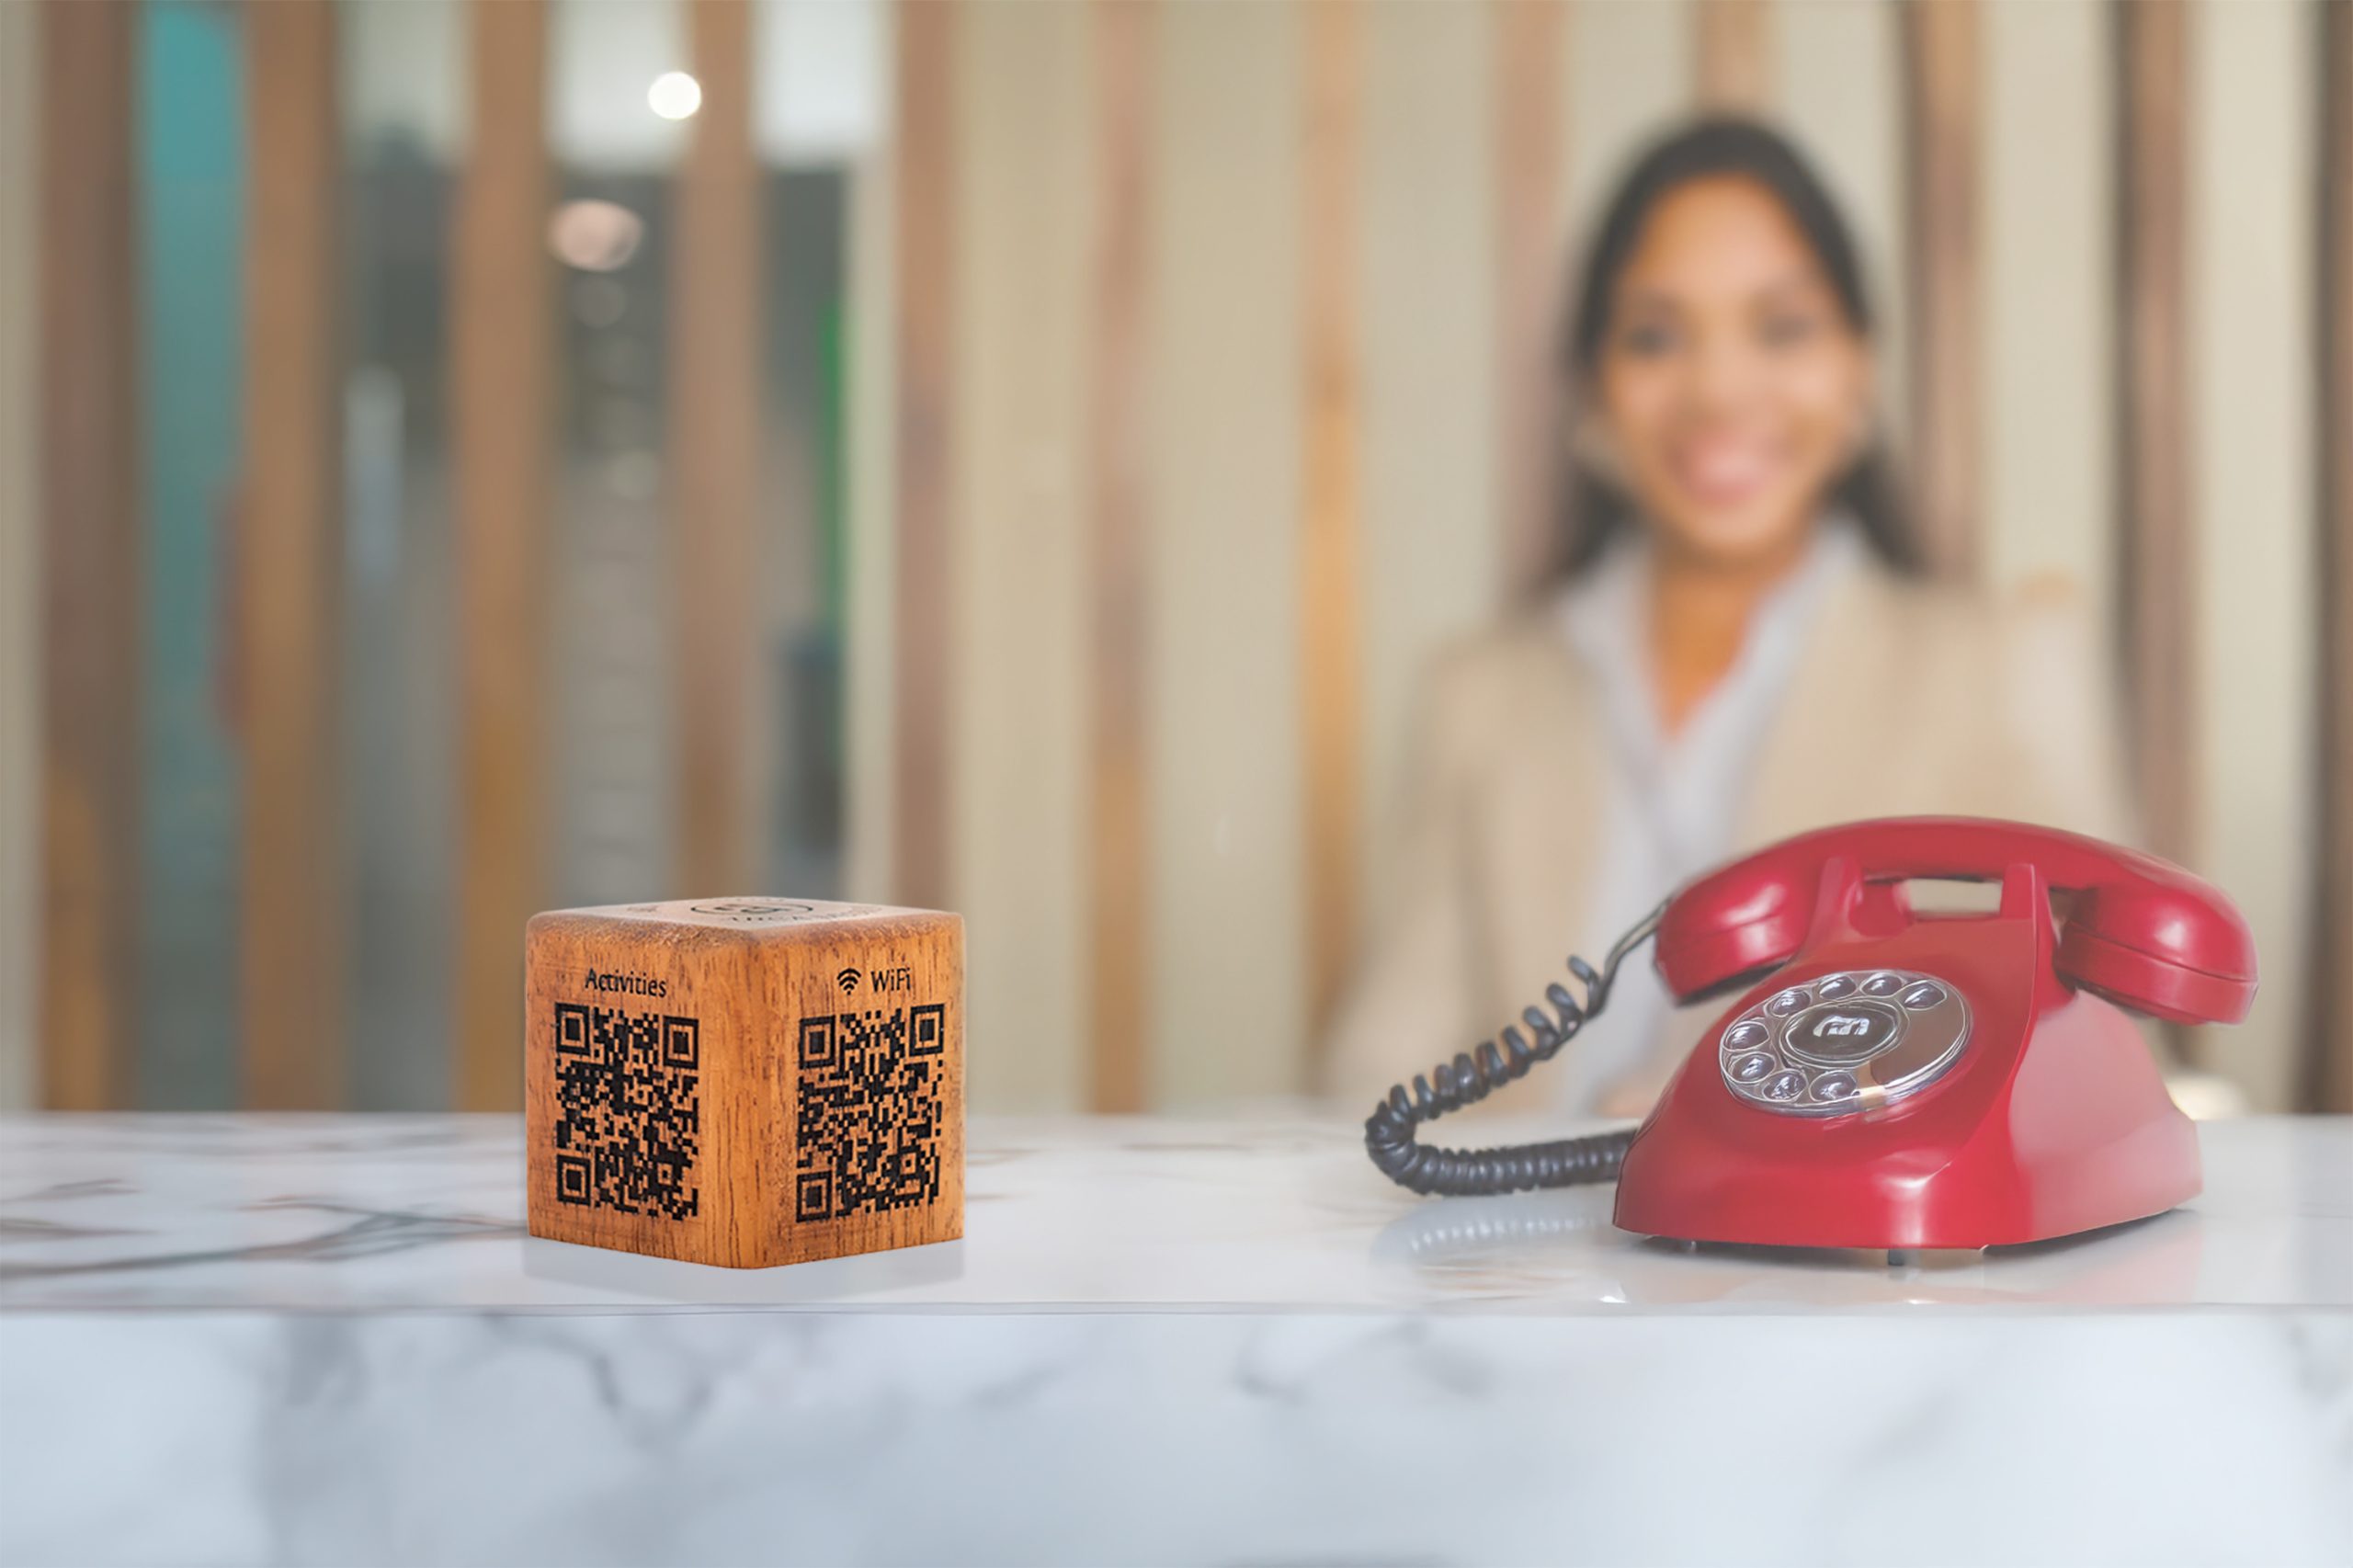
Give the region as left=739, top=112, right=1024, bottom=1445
left=795, top=1004, right=946, bottom=1221
left=551, top=1002, right=700, bottom=1221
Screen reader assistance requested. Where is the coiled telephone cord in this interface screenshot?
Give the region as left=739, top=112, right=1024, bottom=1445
left=1362, top=903, right=1665, bottom=1197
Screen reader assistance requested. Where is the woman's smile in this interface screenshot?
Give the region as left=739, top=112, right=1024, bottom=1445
left=1667, top=431, right=1789, bottom=510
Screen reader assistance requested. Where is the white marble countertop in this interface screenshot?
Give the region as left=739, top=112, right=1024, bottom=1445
left=6, top=1114, right=2351, bottom=1568
left=2, top=1112, right=2349, bottom=1313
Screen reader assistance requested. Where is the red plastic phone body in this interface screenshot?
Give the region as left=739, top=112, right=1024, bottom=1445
left=1612, top=818, right=2256, bottom=1250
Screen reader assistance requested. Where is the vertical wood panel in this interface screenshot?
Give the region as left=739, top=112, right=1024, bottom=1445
left=1149, top=0, right=1303, bottom=1106
left=241, top=0, right=343, bottom=1108
left=1982, top=0, right=2112, bottom=614
left=1086, top=0, right=1153, bottom=1112
left=893, top=0, right=956, bottom=913
left=452, top=0, right=551, bottom=1114
left=842, top=107, right=898, bottom=903
left=1695, top=0, right=1771, bottom=110
left=38, top=0, right=140, bottom=1110
left=2314, top=0, right=2353, bottom=1112
left=1563, top=0, right=1690, bottom=251
left=951, top=1, right=1091, bottom=1112
left=2189, top=0, right=2317, bottom=1110
left=1493, top=0, right=1563, bottom=597
left=1779, top=0, right=1907, bottom=461
left=2116, top=0, right=2195, bottom=866
left=0, top=0, right=39, bottom=1108
left=673, top=0, right=765, bottom=897
left=1904, top=0, right=1981, bottom=581
left=1363, top=0, right=1495, bottom=925
left=1300, top=0, right=1361, bottom=1048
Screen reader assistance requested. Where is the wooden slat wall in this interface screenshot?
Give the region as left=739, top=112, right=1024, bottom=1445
left=1981, top=0, right=2111, bottom=616
left=38, top=0, right=140, bottom=1110
left=842, top=71, right=900, bottom=910
left=890, top=0, right=2353, bottom=1115
left=1779, top=0, right=1908, bottom=464
left=1695, top=0, right=1771, bottom=111
left=2190, top=0, right=2321, bottom=1109
left=240, top=0, right=343, bottom=1108
left=452, top=0, right=551, bottom=1114
left=2315, top=0, right=2353, bottom=1113
left=1564, top=0, right=1688, bottom=233
left=1148, top=0, right=1304, bottom=1105
left=1086, top=0, right=1154, bottom=1113
left=2116, top=0, right=2195, bottom=868
left=892, top=0, right=957, bottom=914
left=1493, top=0, right=1563, bottom=597
left=1299, top=0, right=1361, bottom=1045
left=2189, top=0, right=2320, bottom=1110
left=1904, top=0, right=1981, bottom=582
left=950, top=0, right=1091, bottom=1112
left=0, top=0, right=38, bottom=1109
left=887, top=2, right=959, bottom=917
left=673, top=0, right=765, bottom=899
left=39, top=0, right=2349, bottom=1118
left=1361, top=0, right=1495, bottom=937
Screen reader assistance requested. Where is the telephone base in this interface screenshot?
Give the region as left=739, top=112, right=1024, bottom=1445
left=1615, top=981, right=2203, bottom=1252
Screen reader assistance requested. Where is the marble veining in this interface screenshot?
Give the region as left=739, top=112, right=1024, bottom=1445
left=3, top=1114, right=2350, bottom=1567
left=3, top=1113, right=2351, bottom=1312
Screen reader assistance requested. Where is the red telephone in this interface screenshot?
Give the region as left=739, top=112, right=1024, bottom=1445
left=1364, top=818, right=2258, bottom=1251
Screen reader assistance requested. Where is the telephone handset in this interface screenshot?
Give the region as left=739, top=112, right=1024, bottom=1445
left=1363, top=817, right=2257, bottom=1249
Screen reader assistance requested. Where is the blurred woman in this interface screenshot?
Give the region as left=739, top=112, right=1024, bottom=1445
left=1324, top=119, right=2131, bottom=1117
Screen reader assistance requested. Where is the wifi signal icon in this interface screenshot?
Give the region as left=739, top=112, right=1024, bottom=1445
left=835, top=966, right=860, bottom=995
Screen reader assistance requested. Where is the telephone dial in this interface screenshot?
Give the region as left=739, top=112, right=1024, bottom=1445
left=1363, top=818, right=2258, bottom=1250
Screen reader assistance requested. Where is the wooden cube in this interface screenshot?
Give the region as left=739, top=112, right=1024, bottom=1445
left=525, top=897, right=963, bottom=1268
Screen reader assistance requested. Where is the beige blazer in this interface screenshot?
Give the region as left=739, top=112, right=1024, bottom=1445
left=1321, top=561, right=2135, bottom=1114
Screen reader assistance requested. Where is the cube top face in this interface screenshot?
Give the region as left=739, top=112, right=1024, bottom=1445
left=534, top=894, right=943, bottom=939
left=525, top=900, right=963, bottom=1269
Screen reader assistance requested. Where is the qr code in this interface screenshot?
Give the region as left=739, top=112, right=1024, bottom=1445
left=551, top=1002, right=701, bottom=1221
left=795, top=1003, right=947, bottom=1221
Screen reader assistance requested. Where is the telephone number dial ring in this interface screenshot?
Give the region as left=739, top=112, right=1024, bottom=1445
left=1717, top=970, right=1971, bottom=1118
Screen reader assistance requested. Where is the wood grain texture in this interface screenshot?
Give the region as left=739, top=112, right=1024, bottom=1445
left=673, top=0, right=767, bottom=898
left=1086, top=0, right=1153, bottom=1114
left=946, top=2, right=1092, bottom=1112
left=1493, top=0, right=1564, bottom=597
left=1301, top=0, right=1362, bottom=1050
left=2185, top=0, right=2313, bottom=1107
left=1360, top=0, right=1496, bottom=958
left=240, top=0, right=343, bottom=1108
left=1777, top=0, right=1907, bottom=460
left=1980, top=0, right=2111, bottom=613
left=2312, top=0, right=2353, bottom=1113
left=0, top=0, right=38, bottom=1110
left=1146, top=1, right=1307, bottom=1105
left=1695, top=0, right=1772, bottom=110
left=1904, top=0, right=1981, bottom=582
left=453, top=0, right=554, bottom=1114
left=893, top=0, right=957, bottom=913
left=525, top=899, right=963, bottom=1267
left=2115, top=0, right=2195, bottom=867
left=37, top=0, right=140, bottom=1110
left=841, top=106, right=900, bottom=907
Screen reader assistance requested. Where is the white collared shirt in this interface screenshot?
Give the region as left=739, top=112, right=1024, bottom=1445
left=1549, top=522, right=1860, bottom=1111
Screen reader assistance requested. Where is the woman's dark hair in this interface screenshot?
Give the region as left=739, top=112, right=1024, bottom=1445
left=1553, top=116, right=1921, bottom=579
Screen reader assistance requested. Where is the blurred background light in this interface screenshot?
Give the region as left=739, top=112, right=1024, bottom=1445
left=546, top=198, right=644, bottom=272
left=647, top=68, right=700, bottom=121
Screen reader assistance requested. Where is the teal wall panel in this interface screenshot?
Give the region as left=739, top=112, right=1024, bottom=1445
left=138, top=0, right=244, bottom=1108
